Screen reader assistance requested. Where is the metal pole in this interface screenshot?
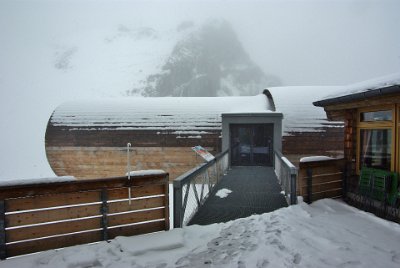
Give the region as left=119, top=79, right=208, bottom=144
left=100, top=189, right=109, bottom=241
left=290, top=172, right=297, bottom=205
left=127, top=142, right=132, bottom=205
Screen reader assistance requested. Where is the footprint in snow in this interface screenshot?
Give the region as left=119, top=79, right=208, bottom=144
left=392, top=251, right=400, bottom=263
left=257, top=259, right=269, bottom=268
left=175, top=220, right=259, bottom=267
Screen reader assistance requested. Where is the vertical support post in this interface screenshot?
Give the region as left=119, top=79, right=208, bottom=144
left=214, top=161, right=219, bottom=183
left=173, top=181, right=183, bottom=228
left=164, top=175, right=170, bottom=230
left=290, top=173, right=297, bottom=205
left=127, top=143, right=132, bottom=205
left=0, top=200, right=6, bottom=260
left=100, top=189, right=108, bottom=241
left=307, top=168, right=313, bottom=204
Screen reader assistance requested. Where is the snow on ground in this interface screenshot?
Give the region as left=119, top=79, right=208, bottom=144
left=3, top=199, right=400, bottom=268
left=215, top=188, right=232, bottom=198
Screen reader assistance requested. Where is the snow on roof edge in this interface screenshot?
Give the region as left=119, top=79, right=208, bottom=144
left=49, top=94, right=274, bottom=129
left=314, top=72, right=400, bottom=106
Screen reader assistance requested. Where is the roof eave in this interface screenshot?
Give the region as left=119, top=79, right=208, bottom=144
left=313, top=85, right=400, bottom=107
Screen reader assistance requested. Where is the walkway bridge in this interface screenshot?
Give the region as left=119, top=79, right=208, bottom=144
left=173, top=149, right=298, bottom=228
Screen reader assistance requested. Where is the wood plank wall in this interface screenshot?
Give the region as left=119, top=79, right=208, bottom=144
left=45, top=127, right=221, bottom=180
left=343, top=109, right=358, bottom=192
left=298, top=158, right=345, bottom=203
left=283, top=127, right=344, bottom=167
left=0, top=173, right=169, bottom=259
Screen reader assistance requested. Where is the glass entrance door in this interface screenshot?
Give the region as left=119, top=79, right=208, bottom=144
left=230, top=124, right=273, bottom=166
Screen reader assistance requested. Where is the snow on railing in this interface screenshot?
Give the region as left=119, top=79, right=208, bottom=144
left=274, top=150, right=298, bottom=205
left=173, top=149, right=229, bottom=228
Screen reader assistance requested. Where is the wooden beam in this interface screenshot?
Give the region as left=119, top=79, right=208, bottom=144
left=107, top=208, right=165, bottom=227
left=6, top=217, right=101, bottom=243
left=6, top=204, right=101, bottom=227
left=5, top=191, right=100, bottom=212
left=0, top=174, right=168, bottom=200
left=108, top=197, right=165, bottom=214
left=6, top=230, right=103, bottom=258
left=107, top=220, right=166, bottom=240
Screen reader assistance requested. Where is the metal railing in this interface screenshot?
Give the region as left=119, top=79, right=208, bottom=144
left=173, top=149, right=229, bottom=228
left=274, top=150, right=298, bottom=205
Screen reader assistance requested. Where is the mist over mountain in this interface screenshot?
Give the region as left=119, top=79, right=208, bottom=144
left=129, top=20, right=280, bottom=97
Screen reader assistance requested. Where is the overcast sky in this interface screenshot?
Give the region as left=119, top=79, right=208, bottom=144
left=1, top=0, right=399, bottom=86
left=0, top=0, right=399, bottom=179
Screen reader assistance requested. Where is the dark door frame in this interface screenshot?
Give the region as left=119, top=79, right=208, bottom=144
left=230, top=123, right=274, bottom=166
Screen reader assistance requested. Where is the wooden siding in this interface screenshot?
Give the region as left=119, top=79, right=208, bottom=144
left=324, top=94, right=400, bottom=121
left=0, top=173, right=169, bottom=259
left=45, top=126, right=220, bottom=180
left=46, top=115, right=344, bottom=179
left=46, top=127, right=221, bottom=148
left=298, top=158, right=345, bottom=203
left=283, top=127, right=344, bottom=167
left=46, top=146, right=210, bottom=180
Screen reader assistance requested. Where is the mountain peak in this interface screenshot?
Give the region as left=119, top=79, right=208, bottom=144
left=128, top=20, right=280, bottom=97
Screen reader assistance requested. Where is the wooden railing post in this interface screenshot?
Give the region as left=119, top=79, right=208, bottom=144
left=306, top=168, right=313, bottom=204
left=0, top=200, right=6, bottom=260
left=164, top=176, right=170, bottom=230
left=100, top=189, right=108, bottom=241
left=173, top=181, right=183, bottom=228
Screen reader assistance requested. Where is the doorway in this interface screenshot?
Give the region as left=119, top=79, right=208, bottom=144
left=230, top=124, right=274, bottom=166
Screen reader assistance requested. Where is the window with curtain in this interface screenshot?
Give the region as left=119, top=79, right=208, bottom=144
left=359, top=129, right=392, bottom=171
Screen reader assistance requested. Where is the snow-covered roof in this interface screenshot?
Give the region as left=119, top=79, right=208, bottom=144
left=314, top=72, right=400, bottom=107
left=50, top=94, right=274, bottom=132
left=268, top=86, right=344, bottom=134
left=271, top=73, right=400, bottom=133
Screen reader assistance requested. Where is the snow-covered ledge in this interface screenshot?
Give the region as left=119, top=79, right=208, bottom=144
left=126, top=170, right=166, bottom=176
left=300, top=156, right=335, bottom=163
left=0, top=176, right=76, bottom=187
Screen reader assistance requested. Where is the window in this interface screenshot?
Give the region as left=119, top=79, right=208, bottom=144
left=357, top=106, right=395, bottom=173
left=359, top=129, right=392, bottom=171
left=360, top=110, right=392, bottom=122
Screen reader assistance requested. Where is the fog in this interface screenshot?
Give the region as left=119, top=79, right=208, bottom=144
left=0, top=0, right=399, bottom=179
left=2, top=0, right=399, bottom=86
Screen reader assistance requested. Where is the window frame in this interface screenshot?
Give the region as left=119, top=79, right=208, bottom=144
left=356, top=105, right=396, bottom=174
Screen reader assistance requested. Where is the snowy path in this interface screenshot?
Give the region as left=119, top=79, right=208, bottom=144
left=2, top=199, right=400, bottom=267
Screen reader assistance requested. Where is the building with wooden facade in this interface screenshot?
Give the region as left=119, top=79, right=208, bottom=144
left=46, top=93, right=279, bottom=180
left=45, top=87, right=346, bottom=180
left=313, top=73, right=400, bottom=191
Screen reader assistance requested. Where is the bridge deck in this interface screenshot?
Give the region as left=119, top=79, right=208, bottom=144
left=188, top=166, right=288, bottom=226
